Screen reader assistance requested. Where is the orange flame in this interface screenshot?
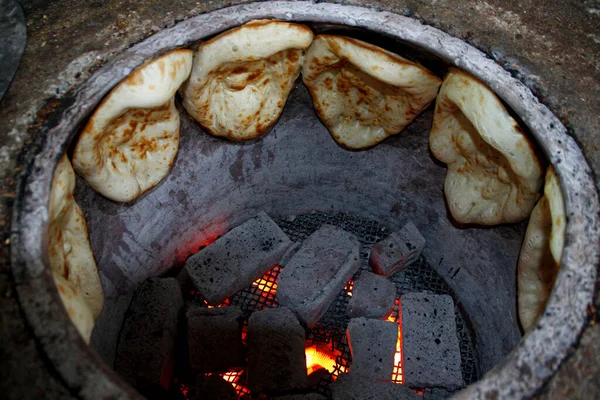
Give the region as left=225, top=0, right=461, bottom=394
left=305, top=343, right=338, bottom=375
left=200, top=370, right=249, bottom=397
left=344, top=280, right=354, bottom=297
left=251, top=265, right=281, bottom=308
left=202, top=298, right=231, bottom=309
left=387, top=298, right=403, bottom=384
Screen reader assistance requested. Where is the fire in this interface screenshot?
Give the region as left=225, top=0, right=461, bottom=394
left=202, top=297, right=231, bottom=309
left=251, top=265, right=281, bottom=307
left=174, top=223, right=226, bottom=264
left=344, top=280, right=354, bottom=297
left=305, top=343, right=338, bottom=375
left=387, top=299, right=403, bottom=384
left=252, top=267, right=279, bottom=295
left=197, top=370, right=250, bottom=398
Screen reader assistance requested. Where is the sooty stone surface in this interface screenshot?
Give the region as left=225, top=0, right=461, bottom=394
left=346, top=317, right=398, bottom=381
left=401, top=292, right=463, bottom=390
left=186, top=305, right=245, bottom=373
left=247, top=307, right=307, bottom=394
left=195, top=374, right=237, bottom=400
left=277, top=224, right=360, bottom=327
left=185, top=211, right=292, bottom=305
left=331, top=373, right=420, bottom=400
left=114, top=278, right=183, bottom=392
left=272, top=394, right=328, bottom=400
left=369, top=222, right=425, bottom=278
left=346, top=271, right=396, bottom=319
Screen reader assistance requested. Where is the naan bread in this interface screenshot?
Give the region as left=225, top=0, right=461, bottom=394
left=52, top=272, right=95, bottom=343
left=429, top=68, right=543, bottom=225
left=73, top=49, right=193, bottom=202
left=518, top=167, right=565, bottom=332
left=302, top=34, right=441, bottom=149
left=181, top=20, right=314, bottom=141
left=49, top=154, right=103, bottom=319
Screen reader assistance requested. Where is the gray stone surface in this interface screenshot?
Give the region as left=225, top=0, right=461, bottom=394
left=247, top=307, right=307, bottom=394
left=347, top=317, right=397, bottom=381
left=369, top=222, right=425, bottom=278
left=195, top=374, right=237, bottom=400
left=272, top=394, right=328, bottom=400
left=537, top=323, right=600, bottom=400
left=0, top=0, right=26, bottom=101
left=114, top=278, right=183, bottom=392
left=401, top=292, right=463, bottom=390
left=186, top=305, right=245, bottom=373
left=346, top=271, right=396, bottom=319
left=422, top=388, right=458, bottom=400
left=278, top=225, right=360, bottom=327
left=185, top=211, right=292, bottom=305
left=1, top=1, right=599, bottom=399
left=331, top=373, right=420, bottom=400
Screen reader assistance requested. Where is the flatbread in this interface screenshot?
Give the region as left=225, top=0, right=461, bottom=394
left=49, top=154, right=103, bottom=319
left=517, top=167, right=565, bottom=332
left=53, top=272, right=95, bottom=343
left=430, top=68, right=543, bottom=225
left=181, top=20, right=314, bottom=141
left=73, top=49, right=193, bottom=202
left=302, top=34, right=441, bottom=149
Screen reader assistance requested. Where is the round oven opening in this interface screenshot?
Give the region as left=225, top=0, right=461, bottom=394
left=10, top=2, right=599, bottom=400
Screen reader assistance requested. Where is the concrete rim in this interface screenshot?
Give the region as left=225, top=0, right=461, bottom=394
left=10, top=2, right=600, bottom=399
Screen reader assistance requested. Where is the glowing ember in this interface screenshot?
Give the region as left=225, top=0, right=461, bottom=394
left=196, top=370, right=250, bottom=398
left=220, top=370, right=250, bottom=397
left=178, top=381, right=190, bottom=398
left=202, top=297, right=231, bottom=309
left=387, top=299, right=403, bottom=384
left=250, top=265, right=281, bottom=308
left=305, top=343, right=338, bottom=375
left=344, top=280, right=354, bottom=297
left=241, top=322, right=248, bottom=345
left=175, top=224, right=226, bottom=264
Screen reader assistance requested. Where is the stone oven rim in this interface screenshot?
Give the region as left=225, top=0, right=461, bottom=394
left=10, top=1, right=600, bottom=399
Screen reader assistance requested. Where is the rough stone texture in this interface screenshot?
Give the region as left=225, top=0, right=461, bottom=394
left=331, top=373, right=420, bottom=400
left=0, top=0, right=26, bottom=100
left=186, top=305, right=245, bottom=373
left=278, top=225, right=361, bottom=327
left=401, top=292, right=463, bottom=390
left=272, top=394, right=328, bottom=400
left=422, top=388, right=458, bottom=400
left=369, top=222, right=425, bottom=278
left=185, top=211, right=292, bottom=305
left=114, top=278, right=183, bottom=393
left=1, top=1, right=599, bottom=399
left=346, top=317, right=397, bottom=381
left=247, top=307, right=307, bottom=394
left=537, top=323, right=600, bottom=399
left=195, top=374, right=237, bottom=400
left=346, top=271, right=396, bottom=319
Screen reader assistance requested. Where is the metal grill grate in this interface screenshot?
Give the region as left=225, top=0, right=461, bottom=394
left=179, top=211, right=479, bottom=399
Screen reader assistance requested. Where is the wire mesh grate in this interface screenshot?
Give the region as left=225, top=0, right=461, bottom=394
left=176, top=211, right=479, bottom=399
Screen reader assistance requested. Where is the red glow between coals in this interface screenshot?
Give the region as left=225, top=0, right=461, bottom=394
left=386, top=298, right=403, bottom=384
left=220, top=370, right=250, bottom=397
left=201, top=297, right=231, bottom=309
left=344, top=280, right=354, bottom=297
left=305, top=341, right=339, bottom=376
left=174, top=223, right=227, bottom=265
left=250, top=265, right=281, bottom=308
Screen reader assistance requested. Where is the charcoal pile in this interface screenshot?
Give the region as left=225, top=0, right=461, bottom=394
left=114, top=211, right=474, bottom=399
